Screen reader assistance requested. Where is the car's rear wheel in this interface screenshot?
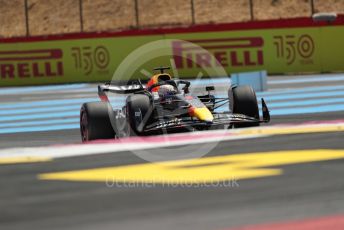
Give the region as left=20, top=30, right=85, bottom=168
left=231, top=85, right=260, bottom=128
left=80, top=102, right=115, bottom=142
left=126, top=94, right=152, bottom=136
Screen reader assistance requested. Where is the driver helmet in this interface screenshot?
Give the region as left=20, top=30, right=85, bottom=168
left=158, top=85, right=177, bottom=99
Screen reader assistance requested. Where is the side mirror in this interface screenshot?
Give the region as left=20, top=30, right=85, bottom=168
left=206, top=86, right=215, bottom=91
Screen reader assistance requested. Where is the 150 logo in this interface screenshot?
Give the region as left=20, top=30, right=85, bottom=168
left=273, top=34, right=315, bottom=65
left=71, top=46, right=110, bottom=75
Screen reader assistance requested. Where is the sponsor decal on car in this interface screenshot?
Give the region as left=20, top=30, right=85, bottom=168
left=156, top=118, right=182, bottom=129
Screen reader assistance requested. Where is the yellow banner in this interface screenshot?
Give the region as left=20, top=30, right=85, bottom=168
left=0, top=26, right=343, bottom=86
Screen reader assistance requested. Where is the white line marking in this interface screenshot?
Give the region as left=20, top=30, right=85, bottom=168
left=0, top=121, right=343, bottom=161
left=0, top=131, right=264, bottom=160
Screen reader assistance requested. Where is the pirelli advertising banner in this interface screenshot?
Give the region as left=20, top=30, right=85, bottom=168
left=0, top=21, right=344, bottom=86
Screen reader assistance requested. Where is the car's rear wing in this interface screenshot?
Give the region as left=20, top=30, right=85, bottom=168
left=98, top=82, right=145, bottom=102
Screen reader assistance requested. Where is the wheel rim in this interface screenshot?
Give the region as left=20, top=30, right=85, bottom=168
left=80, top=111, right=89, bottom=141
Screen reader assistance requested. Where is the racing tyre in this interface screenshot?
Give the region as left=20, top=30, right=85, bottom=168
left=126, top=94, right=151, bottom=136
left=80, top=102, right=115, bottom=142
left=232, top=85, right=260, bottom=128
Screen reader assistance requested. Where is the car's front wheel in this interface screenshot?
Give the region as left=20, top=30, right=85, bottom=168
left=231, top=85, right=260, bottom=128
left=80, top=102, right=115, bottom=142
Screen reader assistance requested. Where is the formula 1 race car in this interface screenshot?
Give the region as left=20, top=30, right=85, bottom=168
left=80, top=67, right=270, bottom=141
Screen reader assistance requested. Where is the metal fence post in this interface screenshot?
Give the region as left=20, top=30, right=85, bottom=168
left=310, top=0, right=315, bottom=15
left=249, top=0, right=254, bottom=21
left=134, top=0, right=139, bottom=28
left=24, top=0, right=29, bottom=37
left=191, top=0, right=195, bottom=25
left=79, top=0, right=84, bottom=32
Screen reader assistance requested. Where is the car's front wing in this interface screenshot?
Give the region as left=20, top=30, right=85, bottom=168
left=143, top=113, right=259, bottom=133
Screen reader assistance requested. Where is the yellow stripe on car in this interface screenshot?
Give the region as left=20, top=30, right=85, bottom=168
left=190, top=107, right=214, bottom=122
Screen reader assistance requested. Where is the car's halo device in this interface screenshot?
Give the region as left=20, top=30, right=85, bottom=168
left=80, top=66, right=270, bottom=141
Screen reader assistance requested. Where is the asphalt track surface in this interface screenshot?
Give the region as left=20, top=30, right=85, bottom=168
left=1, top=75, right=344, bottom=230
